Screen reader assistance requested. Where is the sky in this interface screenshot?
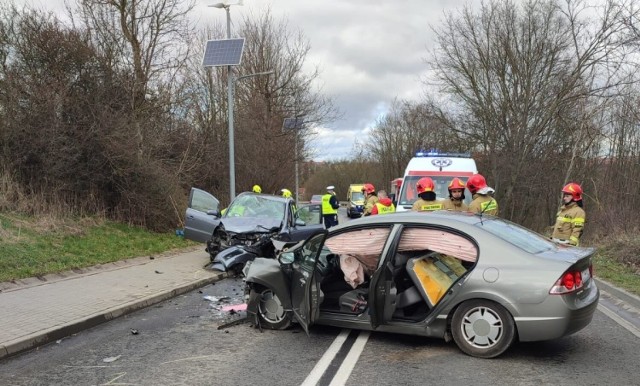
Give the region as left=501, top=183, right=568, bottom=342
left=19, top=0, right=470, bottom=161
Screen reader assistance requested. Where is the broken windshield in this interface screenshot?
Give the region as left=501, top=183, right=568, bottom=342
left=226, top=195, right=286, bottom=222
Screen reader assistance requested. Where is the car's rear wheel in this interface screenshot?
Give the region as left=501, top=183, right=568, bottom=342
left=451, top=300, right=516, bottom=358
left=253, top=287, right=292, bottom=330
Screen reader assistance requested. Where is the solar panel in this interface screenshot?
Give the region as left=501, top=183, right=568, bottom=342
left=283, top=117, right=305, bottom=131
left=202, top=38, right=245, bottom=67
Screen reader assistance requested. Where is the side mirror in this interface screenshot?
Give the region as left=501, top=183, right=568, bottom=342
left=279, top=251, right=295, bottom=265
left=295, top=218, right=306, bottom=226
left=206, top=209, right=221, bottom=218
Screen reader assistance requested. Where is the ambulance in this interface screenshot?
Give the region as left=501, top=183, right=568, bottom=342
left=395, top=152, right=478, bottom=212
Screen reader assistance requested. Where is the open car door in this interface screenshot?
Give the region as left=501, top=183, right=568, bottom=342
left=290, top=230, right=328, bottom=334
left=184, top=187, right=221, bottom=243
left=285, top=203, right=324, bottom=242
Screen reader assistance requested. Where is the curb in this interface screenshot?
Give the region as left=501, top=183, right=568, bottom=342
left=0, top=272, right=228, bottom=361
left=594, top=277, right=640, bottom=310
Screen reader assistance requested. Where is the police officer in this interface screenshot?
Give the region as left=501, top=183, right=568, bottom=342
left=371, top=190, right=395, bottom=215
left=322, top=185, right=340, bottom=228
left=442, top=177, right=469, bottom=212
left=411, top=177, right=443, bottom=211
left=362, top=183, right=378, bottom=216
left=552, top=182, right=586, bottom=246
left=466, top=174, right=498, bottom=215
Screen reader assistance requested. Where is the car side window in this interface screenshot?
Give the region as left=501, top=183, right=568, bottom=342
left=299, top=233, right=325, bottom=270
left=190, top=189, right=219, bottom=213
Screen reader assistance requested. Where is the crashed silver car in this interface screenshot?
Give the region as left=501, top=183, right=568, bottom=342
left=184, top=188, right=323, bottom=272
left=243, top=211, right=599, bottom=358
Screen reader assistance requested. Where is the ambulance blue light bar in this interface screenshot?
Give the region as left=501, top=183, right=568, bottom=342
left=415, top=151, right=471, bottom=158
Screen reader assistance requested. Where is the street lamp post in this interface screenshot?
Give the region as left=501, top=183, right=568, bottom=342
left=210, top=1, right=240, bottom=200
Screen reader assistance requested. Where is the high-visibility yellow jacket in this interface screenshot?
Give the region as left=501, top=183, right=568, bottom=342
left=552, top=202, right=586, bottom=246
left=322, top=194, right=338, bottom=215
left=411, top=199, right=443, bottom=212
left=373, top=199, right=395, bottom=215
left=469, top=194, right=498, bottom=216
left=442, top=198, right=469, bottom=212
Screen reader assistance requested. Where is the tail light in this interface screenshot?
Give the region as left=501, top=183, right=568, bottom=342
left=549, top=264, right=591, bottom=295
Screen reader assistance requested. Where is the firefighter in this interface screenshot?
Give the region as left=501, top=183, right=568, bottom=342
left=362, top=183, right=378, bottom=216
left=280, top=188, right=292, bottom=198
left=552, top=182, right=586, bottom=246
left=466, top=174, right=498, bottom=216
left=411, top=177, right=443, bottom=211
left=371, top=190, right=395, bottom=215
left=442, top=177, right=469, bottom=212
left=252, top=185, right=262, bottom=193
left=322, top=185, right=340, bottom=228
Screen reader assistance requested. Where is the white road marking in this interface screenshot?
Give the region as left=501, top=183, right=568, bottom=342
left=598, top=304, right=640, bottom=339
left=300, top=329, right=350, bottom=386
left=329, top=331, right=370, bottom=386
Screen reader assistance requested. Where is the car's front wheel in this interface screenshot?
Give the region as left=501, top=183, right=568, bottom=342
left=252, top=287, right=292, bottom=330
left=451, top=300, right=516, bottom=358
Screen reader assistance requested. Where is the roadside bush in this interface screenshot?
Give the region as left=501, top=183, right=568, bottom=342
left=595, top=231, right=640, bottom=274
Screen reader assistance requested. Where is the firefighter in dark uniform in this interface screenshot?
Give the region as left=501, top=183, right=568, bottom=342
left=412, top=177, right=443, bottom=211
left=442, top=177, right=469, bottom=212
left=322, top=185, right=340, bottom=228
left=552, top=182, right=586, bottom=246
left=466, top=174, right=498, bottom=215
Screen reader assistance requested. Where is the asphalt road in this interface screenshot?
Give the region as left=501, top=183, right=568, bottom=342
left=1, top=276, right=639, bottom=386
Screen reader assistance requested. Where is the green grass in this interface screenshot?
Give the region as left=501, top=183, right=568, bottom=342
left=593, top=253, right=640, bottom=297
left=0, top=213, right=197, bottom=282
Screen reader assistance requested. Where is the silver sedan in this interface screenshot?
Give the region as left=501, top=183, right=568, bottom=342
left=243, top=210, right=599, bottom=358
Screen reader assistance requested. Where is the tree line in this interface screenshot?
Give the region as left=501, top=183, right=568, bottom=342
left=0, top=1, right=335, bottom=231
left=345, top=0, right=640, bottom=238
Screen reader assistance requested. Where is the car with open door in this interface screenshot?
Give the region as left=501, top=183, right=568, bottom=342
left=184, top=188, right=324, bottom=272
left=243, top=210, right=599, bottom=358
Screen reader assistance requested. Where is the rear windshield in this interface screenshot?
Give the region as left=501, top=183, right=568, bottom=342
left=476, top=218, right=556, bottom=254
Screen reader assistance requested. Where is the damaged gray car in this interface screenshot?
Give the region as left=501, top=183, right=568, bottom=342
left=184, top=188, right=324, bottom=273
left=243, top=211, right=599, bottom=358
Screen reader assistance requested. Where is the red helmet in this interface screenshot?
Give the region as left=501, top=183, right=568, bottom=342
left=448, top=177, right=466, bottom=191
left=561, top=182, right=583, bottom=201
left=362, top=183, right=375, bottom=194
left=416, top=177, right=435, bottom=194
left=466, top=174, right=487, bottom=194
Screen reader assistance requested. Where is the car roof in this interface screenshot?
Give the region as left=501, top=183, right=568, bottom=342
left=335, top=210, right=492, bottom=229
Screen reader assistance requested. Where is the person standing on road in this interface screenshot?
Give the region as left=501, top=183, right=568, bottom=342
left=362, top=183, right=378, bottom=216
left=551, top=182, right=586, bottom=246
left=280, top=188, right=292, bottom=198
left=466, top=174, right=498, bottom=216
left=442, top=177, right=469, bottom=212
left=371, top=190, right=396, bottom=215
left=322, top=185, right=340, bottom=229
left=252, top=185, right=262, bottom=194
left=412, top=177, right=443, bottom=211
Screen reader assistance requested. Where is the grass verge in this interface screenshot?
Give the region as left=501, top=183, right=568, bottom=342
left=0, top=212, right=197, bottom=282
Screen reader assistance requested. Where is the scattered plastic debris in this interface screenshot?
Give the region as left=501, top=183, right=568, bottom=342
left=155, top=270, right=163, bottom=274
left=103, top=355, right=122, bottom=363
left=203, top=295, right=231, bottom=303
left=222, top=303, right=247, bottom=312
left=130, top=328, right=139, bottom=335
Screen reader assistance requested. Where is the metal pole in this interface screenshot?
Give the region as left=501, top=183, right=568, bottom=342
left=224, top=7, right=236, bottom=201
left=295, top=131, right=299, bottom=207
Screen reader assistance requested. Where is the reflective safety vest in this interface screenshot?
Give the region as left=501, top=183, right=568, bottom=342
left=322, top=194, right=338, bottom=215
left=374, top=202, right=396, bottom=214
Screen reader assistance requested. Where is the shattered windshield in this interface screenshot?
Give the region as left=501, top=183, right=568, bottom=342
left=226, top=195, right=286, bottom=221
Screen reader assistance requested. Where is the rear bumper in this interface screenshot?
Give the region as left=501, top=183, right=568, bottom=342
left=514, top=282, right=600, bottom=342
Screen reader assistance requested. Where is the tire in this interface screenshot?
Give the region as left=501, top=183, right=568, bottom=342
left=451, top=300, right=516, bottom=358
left=252, top=287, right=292, bottom=330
